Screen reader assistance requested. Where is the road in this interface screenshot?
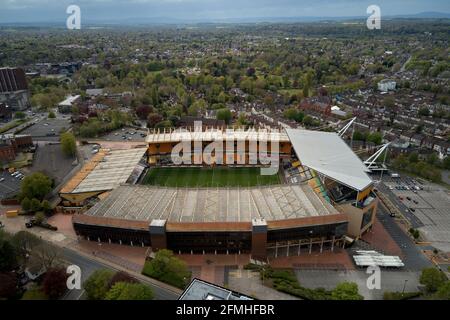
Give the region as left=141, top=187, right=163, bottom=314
left=61, top=247, right=179, bottom=300
left=376, top=204, right=431, bottom=271
left=377, top=183, right=424, bottom=228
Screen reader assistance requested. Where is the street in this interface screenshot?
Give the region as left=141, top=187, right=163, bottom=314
left=61, top=247, right=180, bottom=300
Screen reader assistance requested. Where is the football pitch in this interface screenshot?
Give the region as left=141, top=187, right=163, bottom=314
left=142, top=167, right=281, bottom=187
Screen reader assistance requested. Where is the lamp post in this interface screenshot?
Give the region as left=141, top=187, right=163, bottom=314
left=402, top=279, right=408, bottom=294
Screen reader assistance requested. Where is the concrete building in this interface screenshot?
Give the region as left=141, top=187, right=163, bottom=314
left=0, top=67, right=30, bottom=111
left=377, top=79, right=396, bottom=92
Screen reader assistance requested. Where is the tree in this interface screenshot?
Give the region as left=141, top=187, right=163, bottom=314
left=34, top=211, right=45, bottom=224
left=331, top=282, right=363, bottom=300
left=0, top=238, right=17, bottom=272
left=105, top=282, right=154, bottom=300
left=216, top=108, right=232, bottom=124
left=60, top=132, right=77, bottom=157
left=418, top=107, right=430, bottom=117
left=367, top=132, right=383, bottom=145
left=84, top=269, right=115, bottom=300
left=107, top=271, right=137, bottom=289
left=21, top=197, right=31, bottom=212
left=435, top=281, right=450, bottom=300
left=408, top=152, right=419, bottom=163
left=41, top=200, right=52, bottom=214
left=420, top=267, right=447, bottom=293
left=33, top=242, right=61, bottom=269
left=0, top=272, right=17, bottom=299
left=142, top=249, right=191, bottom=289
left=15, top=111, right=26, bottom=120
left=48, top=111, right=56, bottom=119
left=30, top=198, right=42, bottom=213
left=20, top=172, right=52, bottom=200
left=147, top=113, right=163, bottom=128
left=136, top=105, right=152, bottom=120
left=42, top=268, right=68, bottom=299
left=11, top=231, right=42, bottom=264
left=302, top=115, right=313, bottom=127
left=21, top=284, right=48, bottom=300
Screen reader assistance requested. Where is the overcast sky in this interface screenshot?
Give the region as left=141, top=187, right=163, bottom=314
left=0, top=0, right=449, bottom=23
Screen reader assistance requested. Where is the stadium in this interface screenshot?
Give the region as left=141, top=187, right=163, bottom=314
left=61, top=126, right=378, bottom=259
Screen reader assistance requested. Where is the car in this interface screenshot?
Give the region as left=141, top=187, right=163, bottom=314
left=409, top=208, right=416, bottom=212
left=91, top=149, right=99, bottom=154
left=0, top=177, right=5, bottom=182
left=406, top=196, right=411, bottom=201
left=114, top=132, right=119, bottom=136
left=0, top=221, right=4, bottom=228
left=44, top=123, right=49, bottom=126
left=25, top=221, right=33, bottom=228
left=128, top=136, right=132, bottom=140
left=405, top=186, right=410, bottom=190
left=122, top=135, right=127, bottom=139
left=413, top=200, right=419, bottom=204
left=140, top=133, right=146, bottom=138
left=399, top=196, right=403, bottom=200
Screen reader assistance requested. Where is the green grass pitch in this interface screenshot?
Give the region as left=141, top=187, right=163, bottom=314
left=142, top=167, right=281, bottom=187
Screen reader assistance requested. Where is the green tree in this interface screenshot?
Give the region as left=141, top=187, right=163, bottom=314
left=60, top=132, right=77, bottom=157
left=41, top=200, right=52, bottom=214
left=0, top=238, right=17, bottom=272
left=48, top=111, right=56, bottom=119
left=11, top=231, right=42, bottom=264
left=418, top=107, right=430, bottom=117
left=302, top=115, right=313, bottom=127
left=420, top=268, right=447, bottom=293
left=21, top=197, right=31, bottom=212
left=331, top=282, right=363, bottom=300
left=105, top=282, right=154, bottom=300
left=142, top=249, right=191, bottom=289
left=30, top=198, right=42, bottom=213
left=84, top=269, right=115, bottom=300
left=435, top=281, right=450, bottom=300
left=34, top=211, right=45, bottom=225
left=21, top=285, right=48, bottom=300
left=216, top=108, right=232, bottom=124
left=20, top=172, right=52, bottom=200
left=15, top=111, right=26, bottom=120
left=367, top=132, right=383, bottom=145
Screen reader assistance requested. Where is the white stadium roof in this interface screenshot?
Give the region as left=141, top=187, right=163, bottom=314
left=286, top=129, right=373, bottom=192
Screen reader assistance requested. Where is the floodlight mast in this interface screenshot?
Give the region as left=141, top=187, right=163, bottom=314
left=338, top=117, right=357, bottom=137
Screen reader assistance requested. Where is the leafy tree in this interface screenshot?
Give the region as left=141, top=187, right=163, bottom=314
left=20, top=172, right=52, bottom=200
left=42, top=268, right=68, bottom=299
left=331, top=282, right=363, bottom=300
left=216, top=108, right=232, bottom=124
left=435, top=281, right=450, bottom=300
left=367, top=132, right=383, bottom=145
left=105, top=282, right=154, bottom=300
left=41, top=200, right=52, bottom=214
left=0, top=239, right=17, bottom=272
left=147, top=113, right=163, bottom=128
left=60, top=132, right=77, bottom=157
left=408, top=152, right=419, bottom=163
left=15, top=111, right=26, bottom=120
left=34, top=211, right=45, bottom=224
left=418, top=107, right=430, bottom=117
left=0, top=272, right=17, bottom=299
left=21, top=197, right=31, bottom=212
left=84, top=269, right=115, bottom=300
left=142, top=249, right=191, bottom=289
left=11, top=231, right=42, bottom=263
left=31, top=199, right=42, bottom=213
left=21, top=285, right=48, bottom=300
left=420, top=268, right=447, bottom=293
left=302, top=115, right=313, bottom=127
left=48, top=111, right=56, bottom=119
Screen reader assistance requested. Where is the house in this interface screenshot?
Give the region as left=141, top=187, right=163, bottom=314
left=299, top=96, right=332, bottom=116
left=378, top=79, right=396, bottom=92
left=86, top=88, right=104, bottom=98
left=58, top=95, right=81, bottom=113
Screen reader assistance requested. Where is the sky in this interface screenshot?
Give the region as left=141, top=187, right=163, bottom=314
left=0, top=0, right=449, bottom=23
